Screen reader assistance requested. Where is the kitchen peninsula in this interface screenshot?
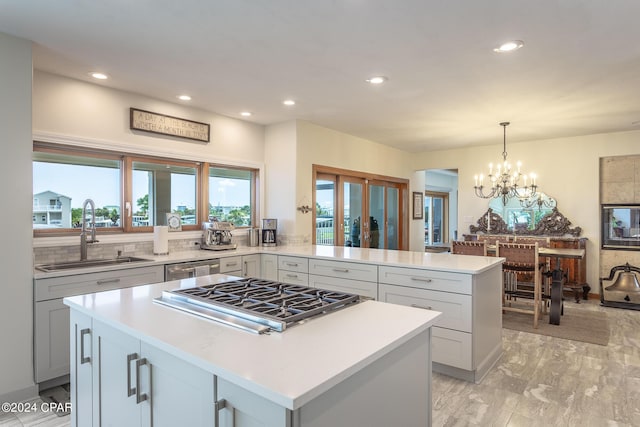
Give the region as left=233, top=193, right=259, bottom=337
left=40, top=245, right=504, bottom=391
left=65, top=275, right=441, bottom=427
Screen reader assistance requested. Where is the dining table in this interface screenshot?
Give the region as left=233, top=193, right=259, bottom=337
left=537, top=247, right=586, bottom=325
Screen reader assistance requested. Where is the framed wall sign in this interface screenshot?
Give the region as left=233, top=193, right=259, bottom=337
left=413, top=192, right=424, bottom=220
left=130, top=108, right=210, bottom=142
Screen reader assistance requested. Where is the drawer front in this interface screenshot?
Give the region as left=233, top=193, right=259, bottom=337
left=378, top=266, right=472, bottom=295
left=379, top=284, right=471, bottom=332
left=278, top=271, right=309, bottom=286
left=35, top=265, right=164, bottom=301
left=309, top=275, right=377, bottom=300
left=220, top=256, right=242, bottom=273
left=432, top=327, right=472, bottom=370
left=308, top=259, right=377, bottom=283
left=278, top=256, right=309, bottom=273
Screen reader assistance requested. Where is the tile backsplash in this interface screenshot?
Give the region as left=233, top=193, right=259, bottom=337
left=33, top=234, right=248, bottom=265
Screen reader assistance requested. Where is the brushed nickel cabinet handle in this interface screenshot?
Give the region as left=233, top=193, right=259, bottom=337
left=332, top=268, right=349, bottom=273
left=135, top=357, right=150, bottom=404
left=215, top=399, right=235, bottom=427
left=127, top=353, right=138, bottom=397
left=411, top=304, right=433, bottom=310
left=80, top=328, right=91, bottom=364
left=97, top=278, right=121, bottom=285
left=410, top=277, right=432, bottom=283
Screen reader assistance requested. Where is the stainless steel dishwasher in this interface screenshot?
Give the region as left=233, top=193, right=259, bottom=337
left=164, top=258, right=220, bottom=281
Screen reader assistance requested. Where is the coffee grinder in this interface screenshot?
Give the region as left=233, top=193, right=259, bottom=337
left=261, top=218, right=277, bottom=247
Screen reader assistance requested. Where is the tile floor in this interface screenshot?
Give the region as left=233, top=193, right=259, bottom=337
left=1, top=300, right=638, bottom=426
left=433, top=300, right=640, bottom=426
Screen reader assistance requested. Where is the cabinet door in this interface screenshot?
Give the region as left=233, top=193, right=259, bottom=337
left=35, top=299, right=70, bottom=382
left=140, top=342, right=214, bottom=427
left=70, top=310, right=92, bottom=427
left=242, top=254, right=260, bottom=277
left=260, top=254, right=278, bottom=281
left=216, top=377, right=289, bottom=427
left=93, top=320, right=141, bottom=427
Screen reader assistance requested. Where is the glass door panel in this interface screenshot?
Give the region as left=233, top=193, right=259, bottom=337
left=386, top=187, right=399, bottom=250
left=341, top=178, right=364, bottom=247
left=315, top=178, right=335, bottom=245
left=368, top=184, right=385, bottom=249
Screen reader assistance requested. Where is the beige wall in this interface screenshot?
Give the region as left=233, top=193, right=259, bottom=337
left=411, top=130, right=640, bottom=292
left=0, top=33, right=36, bottom=402
left=34, top=71, right=266, bottom=166
left=294, top=120, right=415, bottom=243
left=264, top=121, right=299, bottom=241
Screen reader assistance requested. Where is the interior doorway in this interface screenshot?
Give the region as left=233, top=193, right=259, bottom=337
left=424, top=169, right=458, bottom=248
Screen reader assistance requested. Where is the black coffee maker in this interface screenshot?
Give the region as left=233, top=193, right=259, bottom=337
left=262, top=218, right=277, bottom=247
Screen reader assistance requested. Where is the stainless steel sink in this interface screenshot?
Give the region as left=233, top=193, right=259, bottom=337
left=35, top=256, right=153, bottom=272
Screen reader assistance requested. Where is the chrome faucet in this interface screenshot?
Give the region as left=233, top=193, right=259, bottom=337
left=80, top=198, right=99, bottom=260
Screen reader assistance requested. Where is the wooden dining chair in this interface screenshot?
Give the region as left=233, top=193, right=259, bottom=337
left=497, top=242, right=543, bottom=328
left=451, top=240, right=487, bottom=256
left=514, top=236, right=552, bottom=311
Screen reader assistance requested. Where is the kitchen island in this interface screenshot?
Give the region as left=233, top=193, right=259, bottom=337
left=65, top=274, right=442, bottom=427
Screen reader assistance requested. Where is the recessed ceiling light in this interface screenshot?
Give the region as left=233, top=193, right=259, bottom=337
left=240, top=111, right=252, bottom=117
left=366, top=76, right=388, bottom=85
left=283, top=99, right=296, bottom=106
left=90, top=72, right=108, bottom=80
left=493, top=40, right=524, bottom=53
left=177, top=95, right=192, bottom=101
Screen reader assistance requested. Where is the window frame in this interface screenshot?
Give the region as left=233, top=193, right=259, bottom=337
left=123, top=155, right=202, bottom=232
left=33, top=142, right=258, bottom=236
left=206, top=164, right=257, bottom=227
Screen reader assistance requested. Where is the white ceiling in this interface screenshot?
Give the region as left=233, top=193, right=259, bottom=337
left=2, top=0, right=640, bottom=152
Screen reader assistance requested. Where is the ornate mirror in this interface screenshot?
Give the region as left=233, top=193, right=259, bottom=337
left=489, top=192, right=556, bottom=232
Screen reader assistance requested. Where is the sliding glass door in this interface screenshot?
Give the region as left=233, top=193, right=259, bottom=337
left=314, top=167, right=407, bottom=250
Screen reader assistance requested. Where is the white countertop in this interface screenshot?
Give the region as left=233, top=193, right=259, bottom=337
left=36, top=244, right=503, bottom=279
left=64, top=274, right=442, bottom=410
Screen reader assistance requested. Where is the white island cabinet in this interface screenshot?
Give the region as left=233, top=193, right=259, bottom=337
left=65, top=277, right=441, bottom=427
left=379, top=263, right=503, bottom=383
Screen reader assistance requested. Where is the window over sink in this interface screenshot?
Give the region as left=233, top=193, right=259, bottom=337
left=32, top=142, right=258, bottom=235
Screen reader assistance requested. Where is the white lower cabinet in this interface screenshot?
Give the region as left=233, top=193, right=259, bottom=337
left=260, top=254, right=278, bottom=281
left=277, top=256, right=309, bottom=285
left=214, top=328, right=432, bottom=427
left=308, top=275, right=377, bottom=299
left=35, top=265, right=164, bottom=384
left=379, top=265, right=503, bottom=383
left=242, top=254, right=260, bottom=277
left=91, top=320, right=214, bottom=427
left=308, top=259, right=377, bottom=299
left=220, top=256, right=243, bottom=275
left=220, top=255, right=260, bottom=278
left=216, top=377, right=290, bottom=426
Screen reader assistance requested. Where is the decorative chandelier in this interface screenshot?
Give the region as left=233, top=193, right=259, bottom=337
left=473, top=122, right=537, bottom=205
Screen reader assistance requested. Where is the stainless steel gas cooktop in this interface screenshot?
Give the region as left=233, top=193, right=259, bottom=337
left=154, top=278, right=360, bottom=334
